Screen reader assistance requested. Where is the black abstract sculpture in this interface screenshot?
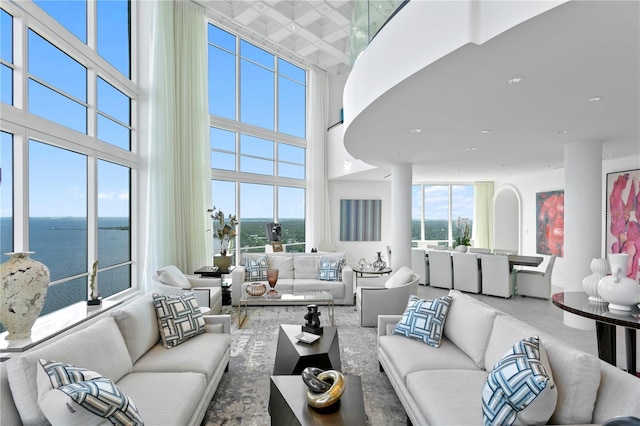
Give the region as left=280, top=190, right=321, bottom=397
left=302, top=304, right=323, bottom=335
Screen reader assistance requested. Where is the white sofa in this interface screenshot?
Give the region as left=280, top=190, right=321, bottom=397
left=378, top=290, right=640, bottom=425
left=231, top=252, right=354, bottom=306
left=1, top=293, right=231, bottom=426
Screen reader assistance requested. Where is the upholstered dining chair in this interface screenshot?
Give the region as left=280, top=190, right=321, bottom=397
left=516, top=255, right=557, bottom=299
left=152, top=265, right=223, bottom=314
left=427, top=249, right=453, bottom=289
left=411, top=248, right=428, bottom=285
left=468, top=247, right=491, bottom=254
left=451, top=252, right=481, bottom=293
left=479, top=254, right=514, bottom=298
left=356, top=266, right=419, bottom=327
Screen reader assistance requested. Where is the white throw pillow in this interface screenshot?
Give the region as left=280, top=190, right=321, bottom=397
left=156, top=265, right=190, bottom=289
left=385, top=266, right=414, bottom=288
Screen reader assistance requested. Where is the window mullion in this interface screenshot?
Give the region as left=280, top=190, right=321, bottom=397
left=87, top=155, right=98, bottom=289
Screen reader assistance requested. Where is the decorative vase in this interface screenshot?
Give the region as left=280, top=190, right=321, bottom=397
left=582, top=258, right=608, bottom=303
left=267, top=269, right=279, bottom=295
left=372, top=252, right=386, bottom=270
left=456, top=245, right=468, bottom=253
left=213, top=255, right=232, bottom=271
left=0, top=252, right=50, bottom=340
left=598, top=253, right=640, bottom=311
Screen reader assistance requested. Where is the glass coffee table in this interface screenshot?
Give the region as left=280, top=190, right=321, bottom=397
left=238, top=290, right=334, bottom=328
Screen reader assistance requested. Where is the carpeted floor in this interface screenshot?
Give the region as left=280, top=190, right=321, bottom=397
left=202, top=303, right=406, bottom=426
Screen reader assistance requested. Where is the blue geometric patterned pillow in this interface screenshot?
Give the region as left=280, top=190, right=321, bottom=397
left=392, top=295, right=452, bottom=347
left=152, top=291, right=206, bottom=348
left=37, top=359, right=144, bottom=425
left=244, top=256, right=268, bottom=281
left=482, top=336, right=557, bottom=426
left=318, top=256, right=345, bottom=281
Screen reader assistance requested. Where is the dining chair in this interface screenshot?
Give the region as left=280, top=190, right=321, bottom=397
left=427, top=250, right=453, bottom=289
left=451, top=252, right=481, bottom=293
left=411, top=248, right=429, bottom=285
left=468, top=247, right=491, bottom=254
left=516, top=255, right=557, bottom=299
left=479, top=254, right=514, bottom=298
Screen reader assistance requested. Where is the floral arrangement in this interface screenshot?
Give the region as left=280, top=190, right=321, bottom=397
left=208, top=207, right=239, bottom=255
left=454, top=216, right=471, bottom=247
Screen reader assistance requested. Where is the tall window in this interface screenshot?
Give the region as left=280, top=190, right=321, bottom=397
left=413, top=184, right=474, bottom=247
left=1, top=9, right=13, bottom=105
left=208, top=23, right=307, bottom=254
left=0, top=1, right=136, bottom=320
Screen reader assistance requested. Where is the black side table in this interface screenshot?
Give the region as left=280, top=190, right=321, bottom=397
left=273, top=324, right=341, bottom=375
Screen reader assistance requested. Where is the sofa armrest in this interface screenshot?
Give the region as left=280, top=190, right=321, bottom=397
left=231, top=266, right=246, bottom=306
left=342, top=265, right=355, bottom=297
left=187, top=275, right=221, bottom=288
left=378, top=315, right=402, bottom=338
left=203, top=314, right=231, bottom=334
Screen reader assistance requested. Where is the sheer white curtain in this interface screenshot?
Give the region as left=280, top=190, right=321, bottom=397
left=306, top=67, right=331, bottom=251
left=473, top=182, right=494, bottom=249
left=143, top=0, right=209, bottom=289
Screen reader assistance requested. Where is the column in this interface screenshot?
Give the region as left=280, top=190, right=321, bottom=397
left=390, top=164, right=412, bottom=271
left=563, top=140, right=602, bottom=329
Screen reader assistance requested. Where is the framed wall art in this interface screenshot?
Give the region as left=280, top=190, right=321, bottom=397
left=536, top=190, right=564, bottom=257
left=340, top=199, right=381, bottom=241
left=606, top=168, right=640, bottom=280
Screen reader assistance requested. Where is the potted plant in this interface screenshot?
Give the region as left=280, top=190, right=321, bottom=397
left=208, top=206, right=239, bottom=270
left=454, top=216, right=471, bottom=252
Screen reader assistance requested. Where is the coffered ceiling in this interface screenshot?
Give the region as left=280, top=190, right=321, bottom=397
left=200, top=0, right=355, bottom=75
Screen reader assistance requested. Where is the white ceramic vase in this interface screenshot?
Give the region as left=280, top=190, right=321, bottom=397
left=1, top=252, right=50, bottom=339
left=581, top=258, right=608, bottom=303
left=456, top=245, right=468, bottom=253
left=598, top=253, right=640, bottom=311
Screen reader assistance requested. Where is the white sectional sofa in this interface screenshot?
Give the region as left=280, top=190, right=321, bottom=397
left=231, top=252, right=354, bottom=306
left=1, top=292, right=231, bottom=426
left=378, top=289, right=640, bottom=425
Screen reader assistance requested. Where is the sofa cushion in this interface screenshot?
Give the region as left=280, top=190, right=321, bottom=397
left=267, top=255, right=294, bottom=279
left=385, top=266, right=414, bottom=288
left=152, top=292, right=206, bottom=349
left=406, top=369, right=488, bottom=425
left=112, top=294, right=160, bottom=364
left=318, top=256, right=345, bottom=281
left=156, top=265, right=190, bottom=289
left=244, top=256, right=268, bottom=281
left=379, top=335, right=478, bottom=381
left=37, top=359, right=143, bottom=426
left=7, top=317, right=133, bottom=426
left=444, top=290, right=498, bottom=368
left=485, top=315, right=601, bottom=425
left=482, top=336, right=557, bottom=426
left=116, top=372, right=206, bottom=426
left=293, top=255, right=321, bottom=279
left=132, top=333, right=230, bottom=381
left=392, top=295, right=452, bottom=347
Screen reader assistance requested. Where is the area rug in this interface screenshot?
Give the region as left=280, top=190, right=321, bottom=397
left=202, top=304, right=406, bottom=425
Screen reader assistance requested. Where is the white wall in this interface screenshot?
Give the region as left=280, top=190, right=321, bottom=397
left=494, top=153, right=640, bottom=289
left=327, top=180, right=391, bottom=268
left=328, top=73, right=349, bottom=127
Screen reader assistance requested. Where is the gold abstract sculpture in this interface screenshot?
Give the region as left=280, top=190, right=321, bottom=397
left=302, top=367, right=345, bottom=409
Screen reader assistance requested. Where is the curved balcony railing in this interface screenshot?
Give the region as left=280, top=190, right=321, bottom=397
left=350, top=0, right=409, bottom=63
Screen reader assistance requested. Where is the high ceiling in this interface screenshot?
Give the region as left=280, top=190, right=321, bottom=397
left=201, top=0, right=355, bottom=75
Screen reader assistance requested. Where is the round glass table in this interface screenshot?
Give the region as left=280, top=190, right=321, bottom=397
left=552, top=291, right=639, bottom=376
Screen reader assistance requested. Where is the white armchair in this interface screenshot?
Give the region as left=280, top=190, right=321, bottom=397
left=356, top=266, right=419, bottom=327
left=152, top=265, right=223, bottom=314
left=516, top=255, right=556, bottom=299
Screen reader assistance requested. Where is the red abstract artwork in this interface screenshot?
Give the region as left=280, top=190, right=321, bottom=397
left=536, top=190, right=564, bottom=257
left=606, top=169, right=640, bottom=280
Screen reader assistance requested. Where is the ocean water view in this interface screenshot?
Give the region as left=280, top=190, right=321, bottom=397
left=1, top=217, right=131, bottom=332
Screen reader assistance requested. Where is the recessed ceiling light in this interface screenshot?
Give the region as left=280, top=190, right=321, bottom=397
left=397, top=152, right=404, bottom=156
left=344, top=160, right=351, bottom=168
left=291, top=24, right=297, bottom=31
left=557, top=130, right=569, bottom=134
left=481, top=129, right=491, bottom=134
left=409, top=128, right=422, bottom=134
left=466, top=147, right=476, bottom=151
left=585, top=96, right=603, bottom=103
left=506, top=76, right=524, bottom=84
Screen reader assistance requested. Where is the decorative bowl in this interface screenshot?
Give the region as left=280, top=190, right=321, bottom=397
left=246, top=282, right=267, bottom=297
